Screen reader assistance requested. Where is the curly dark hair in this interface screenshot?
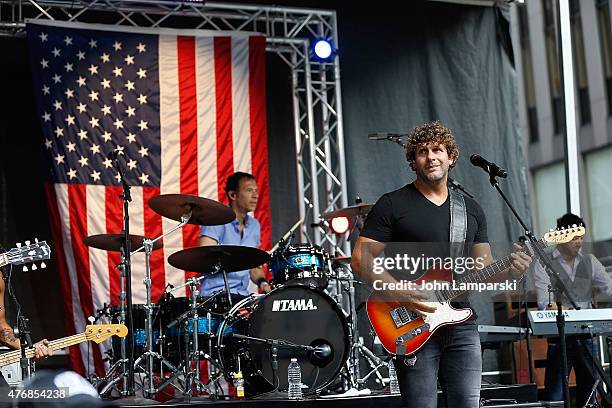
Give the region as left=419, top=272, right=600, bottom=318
left=405, top=121, right=459, bottom=169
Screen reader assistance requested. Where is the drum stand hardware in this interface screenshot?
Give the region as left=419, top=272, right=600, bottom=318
left=328, top=264, right=385, bottom=391
left=158, top=278, right=226, bottom=399
left=351, top=338, right=387, bottom=387
left=132, top=216, right=192, bottom=398
left=96, top=214, right=191, bottom=399
left=94, top=251, right=130, bottom=396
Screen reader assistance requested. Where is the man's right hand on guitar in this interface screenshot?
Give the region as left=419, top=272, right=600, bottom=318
left=399, top=290, right=437, bottom=315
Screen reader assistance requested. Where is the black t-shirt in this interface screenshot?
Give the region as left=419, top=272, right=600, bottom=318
left=361, top=183, right=488, bottom=245
left=361, top=183, right=489, bottom=319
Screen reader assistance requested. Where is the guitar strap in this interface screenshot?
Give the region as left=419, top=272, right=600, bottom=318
left=449, top=187, right=467, bottom=259
left=400, top=187, right=467, bottom=363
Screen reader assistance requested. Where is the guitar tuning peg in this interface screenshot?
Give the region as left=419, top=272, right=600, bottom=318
left=25, top=240, right=31, bottom=246
left=16, top=243, right=22, bottom=248
left=87, top=316, right=95, bottom=324
left=40, top=262, right=46, bottom=269
left=549, top=228, right=555, bottom=232
left=35, top=238, right=39, bottom=243
left=31, top=264, right=37, bottom=271
left=22, top=266, right=28, bottom=272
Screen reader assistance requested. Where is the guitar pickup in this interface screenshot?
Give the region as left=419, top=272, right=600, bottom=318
left=390, top=307, right=418, bottom=328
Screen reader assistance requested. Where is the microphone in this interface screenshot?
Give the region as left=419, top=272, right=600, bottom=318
left=310, top=220, right=329, bottom=228
left=470, top=154, right=507, bottom=178
left=312, top=343, right=332, bottom=358
left=368, top=132, right=405, bottom=140
left=308, top=342, right=333, bottom=367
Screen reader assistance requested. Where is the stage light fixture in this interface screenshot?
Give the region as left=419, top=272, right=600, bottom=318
left=330, top=216, right=350, bottom=235
left=311, top=38, right=335, bottom=62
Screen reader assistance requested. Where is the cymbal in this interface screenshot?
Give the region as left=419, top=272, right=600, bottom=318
left=148, top=194, right=235, bottom=226
left=83, top=234, right=163, bottom=252
left=168, top=245, right=270, bottom=274
left=321, top=203, right=373, bottom=219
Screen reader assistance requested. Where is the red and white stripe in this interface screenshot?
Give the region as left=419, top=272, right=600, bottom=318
left=45, top=30, right=271, bottom=376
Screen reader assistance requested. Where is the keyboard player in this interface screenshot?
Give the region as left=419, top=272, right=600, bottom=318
left=534, top=213, right=612, bottom=405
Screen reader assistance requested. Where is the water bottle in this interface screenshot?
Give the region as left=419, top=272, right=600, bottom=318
left=233, top=371, right=245, bottom=399
left=287, top=357, right=302, bottom=400
left=388, top=360, right=400, bottom=394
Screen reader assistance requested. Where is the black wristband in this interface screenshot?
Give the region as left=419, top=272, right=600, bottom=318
left=256, top=278, right=269, bottom=288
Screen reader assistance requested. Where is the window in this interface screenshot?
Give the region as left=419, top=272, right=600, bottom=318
left=597, top=0, right=612, bottom=115
left=585, top=146, right=612, bottom=241
left=533, top=162, right=567, bottom=237
left=570, top=0, right=591, bottom=125
left=518, top=4, right=539, bottom=142
left=542, top=0, right=564, bottom=134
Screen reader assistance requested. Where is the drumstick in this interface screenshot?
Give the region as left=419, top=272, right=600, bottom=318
left=269, top=217, right=304, bottom=254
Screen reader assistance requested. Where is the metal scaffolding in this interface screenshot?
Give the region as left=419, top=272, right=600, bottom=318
left=0, top=0, right=350, bottom=255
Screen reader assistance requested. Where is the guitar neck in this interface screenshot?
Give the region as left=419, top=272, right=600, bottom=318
left=0, top=333, right=87, bottom=367
left=437, top=255, right=513, bottom=302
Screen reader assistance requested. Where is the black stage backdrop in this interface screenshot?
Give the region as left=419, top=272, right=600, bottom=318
left=0, top=1, right=529, bottom=373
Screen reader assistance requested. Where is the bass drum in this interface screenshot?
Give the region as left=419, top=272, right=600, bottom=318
left=217, top=285, right=349, bottom=396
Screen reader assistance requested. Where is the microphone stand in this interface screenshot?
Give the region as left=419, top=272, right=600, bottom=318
left=112, top=155, right=136, bottom=396
left=485, top=170, right=577, bottom=408
left=231, top=333, right=315, bottom=400
left=17, top=316, right=33, bottom=380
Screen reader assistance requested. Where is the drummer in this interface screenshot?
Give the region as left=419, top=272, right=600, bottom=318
left=198, top=172, right=272, bottom=298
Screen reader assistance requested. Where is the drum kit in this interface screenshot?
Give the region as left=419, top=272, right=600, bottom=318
left=83, top=193, right=385, bottom=401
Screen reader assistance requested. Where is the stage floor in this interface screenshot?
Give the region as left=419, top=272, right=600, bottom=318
left=109, top=384, right=559, bottom=407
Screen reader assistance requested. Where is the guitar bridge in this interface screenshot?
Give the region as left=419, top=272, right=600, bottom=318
left=396, top=323, right=431, bottom=343
left=390, top=307, right=418, bottom=328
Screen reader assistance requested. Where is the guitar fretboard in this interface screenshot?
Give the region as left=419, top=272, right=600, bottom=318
left=0, top=333, right=87, bottom=367
left=436, top=255, right=513, bottom=302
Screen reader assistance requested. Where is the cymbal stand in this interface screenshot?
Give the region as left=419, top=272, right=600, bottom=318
left=131, top=212, right=192, bottom=397
left=211, top=259, right=233, bottom=308
left=185, top=278, right=208, bottom=394
left=331, top=263, right=383, bottom=391
left=95, top=251, right=129, bottom=396
left=158, top=279, right=225, bottom=398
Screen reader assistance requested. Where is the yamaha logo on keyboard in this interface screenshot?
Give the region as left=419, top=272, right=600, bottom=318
left=272, top=299, right=317, bottom=312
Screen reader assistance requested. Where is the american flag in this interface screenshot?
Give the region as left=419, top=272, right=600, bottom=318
left=27, top=21, right=271, bottom=376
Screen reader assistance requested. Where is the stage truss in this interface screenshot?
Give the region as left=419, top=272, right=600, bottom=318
left=0, top=0, right=351, bottom=255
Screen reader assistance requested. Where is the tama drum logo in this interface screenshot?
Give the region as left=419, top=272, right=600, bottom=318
left=272, top=298, right=317, bottom=312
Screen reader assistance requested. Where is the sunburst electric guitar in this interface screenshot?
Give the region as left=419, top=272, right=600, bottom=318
left=0, top=324, right=128, bottom=367
left=367, top=226, right=585, bottom=355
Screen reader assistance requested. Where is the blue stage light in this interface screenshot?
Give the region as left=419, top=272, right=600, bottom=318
left=312, top=38, right=335, bottom=61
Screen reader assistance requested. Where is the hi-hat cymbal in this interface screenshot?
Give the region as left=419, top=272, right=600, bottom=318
left=168, top=245, right=270, bottom=274
left=83, top=234, right=163, bottom=252
left=148, top=194, right=235, bottom=226
left=321, top=203, right=373, bottom=219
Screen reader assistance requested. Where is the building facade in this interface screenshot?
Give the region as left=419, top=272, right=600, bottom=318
left=512, top=0, right=612, bottom=242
